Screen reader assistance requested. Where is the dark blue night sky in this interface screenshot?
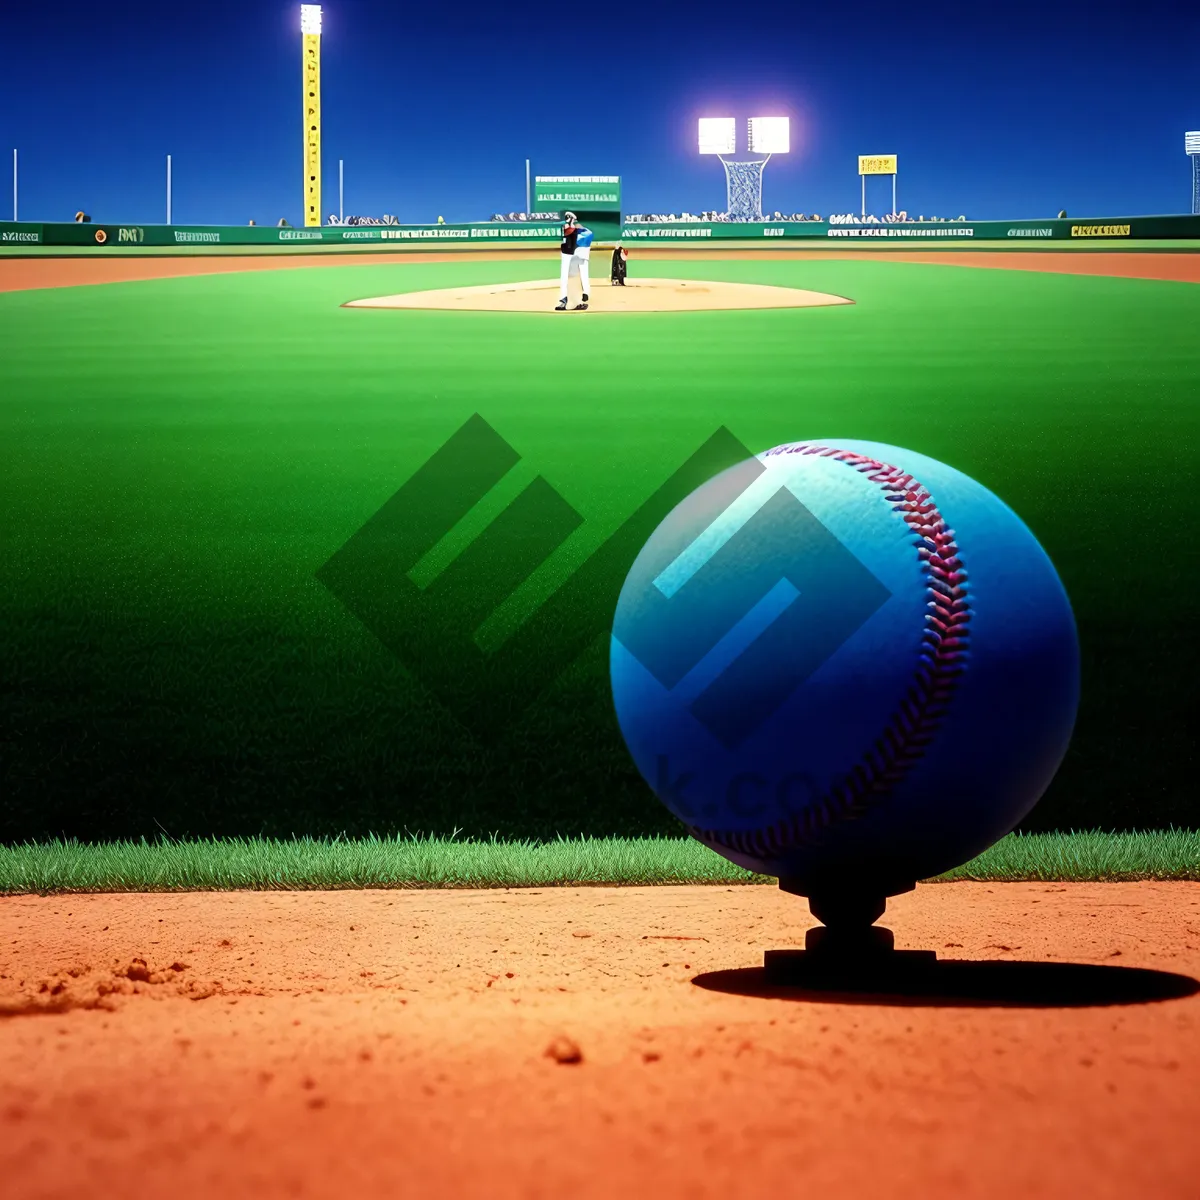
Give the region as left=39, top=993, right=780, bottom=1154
left=1, top=0, right=1196, bottom=225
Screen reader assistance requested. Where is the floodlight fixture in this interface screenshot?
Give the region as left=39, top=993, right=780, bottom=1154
left=300, top=4, right=323, bottom=34
left=748, top=117, right=789, bottom=155
left=699, top=118, right=737, bottom=156
left=1187, top=131, right=1200, bottom=155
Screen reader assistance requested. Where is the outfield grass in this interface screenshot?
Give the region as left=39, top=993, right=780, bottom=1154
left=0, top=831, right=1196, bottom=895
left=1, top=255, right=1197, bottom=844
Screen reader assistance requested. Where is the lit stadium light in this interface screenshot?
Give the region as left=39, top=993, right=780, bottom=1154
left=1187, top=132, right=1200, bottom=154
left=300, top=4, right=323, bottom=34
left=699, top=118, right=737, bottom=156
left=748, top=117, right=790, bottom=155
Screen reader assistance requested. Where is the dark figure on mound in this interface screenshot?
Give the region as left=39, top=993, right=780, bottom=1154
left=611, top=243, right=628, bottom=286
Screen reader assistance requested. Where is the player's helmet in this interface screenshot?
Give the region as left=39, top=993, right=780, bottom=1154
left=564, top=211, right=577, bottom=224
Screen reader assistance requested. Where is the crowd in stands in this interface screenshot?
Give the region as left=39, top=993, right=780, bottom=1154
left=625, top=212, right=737, bottom=223
left=747, top=212, right=819, bottom=223
left=490, top=212, right=562, bottom=222
left=626, top=211, right=813, bottom=223
left=326, top=214, right=399, bottom=226
left=826, top=211, right=968, bottom=225
left=69, top=208, right=976, bottom=229
left=625, top=210, right=970, bottom=225
left=482, top=209, right=975, bottom=226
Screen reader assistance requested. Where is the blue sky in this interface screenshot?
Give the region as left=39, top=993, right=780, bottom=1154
left=1, top=0, right=1197, bottom=225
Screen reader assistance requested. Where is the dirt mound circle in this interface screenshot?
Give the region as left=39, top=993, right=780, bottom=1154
left=342, top=276, right=854, bottom=314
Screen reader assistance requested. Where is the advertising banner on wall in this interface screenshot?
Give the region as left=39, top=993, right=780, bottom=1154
left=0, top=223, right=43, bottom=244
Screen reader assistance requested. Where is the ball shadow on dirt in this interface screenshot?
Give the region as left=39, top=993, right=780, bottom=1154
left=692, top=961, right=1200, bottom=1009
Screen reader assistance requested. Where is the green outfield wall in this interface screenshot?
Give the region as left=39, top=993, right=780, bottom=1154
left=3, top=214, right=1200, bottom=250
left=0, top=221, right=565, bottom=248
left=619, top=215, right=1200, bottom=241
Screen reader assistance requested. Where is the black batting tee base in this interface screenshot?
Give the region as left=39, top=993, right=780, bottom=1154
left=764, top=878, right=938, bottom=989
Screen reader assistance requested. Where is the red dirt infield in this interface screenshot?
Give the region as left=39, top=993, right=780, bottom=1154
left=0, top=250, right=549, bottom=293
left=2, top=882, right=1197, bottom=1199
left=2, top=248, right=1199, bottom=294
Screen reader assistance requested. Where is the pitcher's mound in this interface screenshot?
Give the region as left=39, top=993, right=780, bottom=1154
left=343, top=277, right=853, bottom=314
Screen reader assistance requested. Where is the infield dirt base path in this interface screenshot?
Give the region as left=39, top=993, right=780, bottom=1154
left=844, top=249, right=1200, bottom=283
left=2, top=248, right=1200, bottom=294
left=2, top=882, right=1197, bottom=1200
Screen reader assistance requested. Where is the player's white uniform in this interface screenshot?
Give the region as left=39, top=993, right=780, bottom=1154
left=559, top=224, right=593, bottom=303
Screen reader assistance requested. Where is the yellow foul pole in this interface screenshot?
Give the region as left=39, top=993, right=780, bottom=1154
left=301, top=6, right=322, bottom=226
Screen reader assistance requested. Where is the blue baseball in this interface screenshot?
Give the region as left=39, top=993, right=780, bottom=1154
left=609, top=439, right=1080, bottom=892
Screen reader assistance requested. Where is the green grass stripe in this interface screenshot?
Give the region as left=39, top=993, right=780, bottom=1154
left=1, top=258, right=1196, bottom=843
left=934, top=828, right=1200, bottom=883
left=1, top=831, right=1196, bottom=895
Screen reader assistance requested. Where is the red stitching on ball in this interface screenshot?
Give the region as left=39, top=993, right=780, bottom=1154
left=688, top=444, right=972, bottom=857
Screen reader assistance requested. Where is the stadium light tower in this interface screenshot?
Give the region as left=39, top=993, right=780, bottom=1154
left=300, top=5, right=323, bottom=226
left=699, top=116, right=789, bottom=221
left=1188, top=132, right=1200, bottom=215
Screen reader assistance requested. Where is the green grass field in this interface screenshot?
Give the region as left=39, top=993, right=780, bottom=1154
left=1, top=830, right=1196, bottom=894
left=1, top=254, right=1197, bottom=845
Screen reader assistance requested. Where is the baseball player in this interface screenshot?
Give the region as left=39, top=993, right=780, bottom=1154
left=610, top=242, right=628, bottom=286
left=556, top=212, right=593, bottom=310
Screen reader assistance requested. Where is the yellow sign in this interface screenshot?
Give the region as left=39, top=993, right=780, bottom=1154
left=303, top=32, right=321, bottom=227
left=858, top=155, right=898, bottom=176
left=1070, top=224, right=1131, bottom=238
